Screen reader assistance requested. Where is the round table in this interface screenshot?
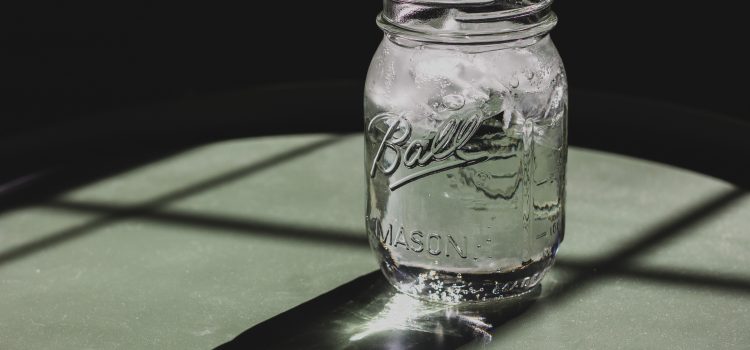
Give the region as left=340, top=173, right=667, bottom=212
left=0, top=134, right=747, bottom=349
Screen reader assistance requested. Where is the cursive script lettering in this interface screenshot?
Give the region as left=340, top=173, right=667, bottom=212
left=368, top=112, right=489, bottom=190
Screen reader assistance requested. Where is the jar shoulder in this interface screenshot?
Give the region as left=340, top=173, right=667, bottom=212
left=366, top=35, right=564, bottom=88
left=365, top=35, right=567, bottom=120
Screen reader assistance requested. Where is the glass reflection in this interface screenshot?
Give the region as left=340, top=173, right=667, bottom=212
left=215, top=271, right=540, bottom=350
left=340, top=273, right=541, bottom=349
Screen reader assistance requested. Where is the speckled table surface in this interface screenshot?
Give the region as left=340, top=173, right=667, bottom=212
left=0, top=134, right=748, bottom=349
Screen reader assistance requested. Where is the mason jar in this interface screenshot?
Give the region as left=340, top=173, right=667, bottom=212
left=364, top=0, right=567, bottom=303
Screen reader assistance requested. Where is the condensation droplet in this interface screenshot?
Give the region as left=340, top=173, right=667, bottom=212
left=442, top=94, right=465, bottom=110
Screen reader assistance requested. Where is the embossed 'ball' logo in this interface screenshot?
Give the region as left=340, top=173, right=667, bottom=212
left=367, top=112, right=489, bottom=190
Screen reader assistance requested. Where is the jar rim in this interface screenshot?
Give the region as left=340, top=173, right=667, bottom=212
left=388, top=0, right=553, bottom=20
left=379, top=0, right=557, bottom=44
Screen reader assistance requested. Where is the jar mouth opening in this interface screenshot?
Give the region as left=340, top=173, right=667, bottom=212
left=391, top=0, right=553, bottom=21
left=380, top=0, right=557, bottom=44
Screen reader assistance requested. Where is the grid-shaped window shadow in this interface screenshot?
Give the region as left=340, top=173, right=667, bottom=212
left=0, top=135, right=747, bottom=325
left=0, top=136, right=347, bottom=266
left=38, top=188, right=750, bottom=296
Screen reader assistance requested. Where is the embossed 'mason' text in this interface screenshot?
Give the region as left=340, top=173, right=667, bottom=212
left=369, top=217, right=468, bottom=258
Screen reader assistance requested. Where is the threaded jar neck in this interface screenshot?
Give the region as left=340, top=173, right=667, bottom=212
left=379, top=0, right=557, bottom=44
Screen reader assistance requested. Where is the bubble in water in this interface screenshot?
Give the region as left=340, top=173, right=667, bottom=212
left=492, top=284, right=501, bottom=294
left=442, top=94, right=465, bottom=110
left=509, top=76, right=520, bottom=88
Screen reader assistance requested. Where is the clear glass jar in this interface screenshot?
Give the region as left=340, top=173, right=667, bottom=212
left=364, top=0, right=567, bottom=303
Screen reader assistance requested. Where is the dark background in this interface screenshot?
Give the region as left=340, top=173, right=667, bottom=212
left=2, top=1, right=749, bottom=189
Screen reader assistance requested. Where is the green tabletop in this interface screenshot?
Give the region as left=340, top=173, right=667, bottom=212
left=0, top=134, right=748, bottom=349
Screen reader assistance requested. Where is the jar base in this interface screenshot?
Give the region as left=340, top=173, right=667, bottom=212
left=380, top=257, right=555, bottom=304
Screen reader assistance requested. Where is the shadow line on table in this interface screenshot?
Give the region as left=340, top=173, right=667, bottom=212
left=553, top=260, right=750, bottom=294
left=45, top=185, right=750, bottom=291
left=542, top=188, right=747, bottom=305
left=0, top=182, right=750, bottom=349
left=211, top=188, right=748, bottom=349
left=0, top=136, right=347, bottom=267
left=47, top=200, right=368, bottom=247
left=37, top=188, right=750, bottom=295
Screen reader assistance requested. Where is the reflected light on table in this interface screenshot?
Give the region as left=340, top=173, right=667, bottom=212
left=345, top=284, right=540, bottom=347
